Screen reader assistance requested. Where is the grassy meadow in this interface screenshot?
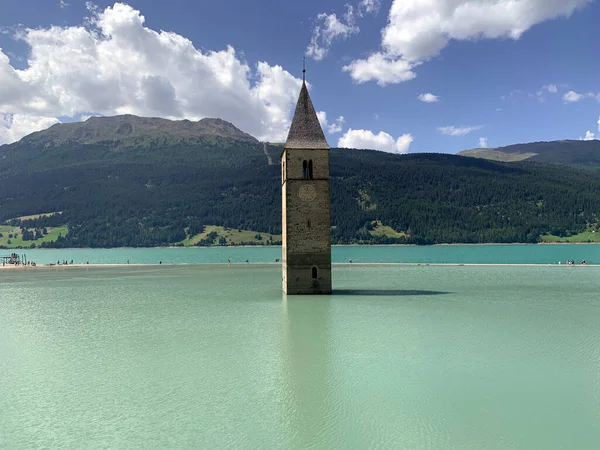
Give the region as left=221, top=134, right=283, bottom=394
left=179, top=225, right=281, bottom=247
left=0, top=225, right=68, bottom=249
left=540, top=231, right=600, bottom=243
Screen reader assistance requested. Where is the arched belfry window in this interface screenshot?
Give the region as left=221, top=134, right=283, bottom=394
left=308, top=160, right=314, bottom=179
left=302, top=160, right=308, bottom=179
left=307, top=220, right=311, bottom=228
left=311, top=266, right=318, bottom=279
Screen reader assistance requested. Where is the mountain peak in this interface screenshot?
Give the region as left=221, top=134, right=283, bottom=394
left=15, top=114, right=258, bottom=148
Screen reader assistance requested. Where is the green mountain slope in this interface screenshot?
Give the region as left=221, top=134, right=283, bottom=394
left=2, top=115, right=600, bottom=247
left=459, top=140, right=600, bottom=165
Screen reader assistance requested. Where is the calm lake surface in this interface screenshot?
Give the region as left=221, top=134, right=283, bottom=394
left=12, top=243, right=600, bottom=265
left=1, top=264, right=599, bottom=449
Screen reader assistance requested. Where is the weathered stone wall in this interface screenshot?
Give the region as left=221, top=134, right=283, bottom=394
left=283, top=148, right=330, bottom=180
left=285, top=180, right=330, bottom=253
left=284, top=255, right=332, bottom=295
left=281, top=148, right=332, bottom=294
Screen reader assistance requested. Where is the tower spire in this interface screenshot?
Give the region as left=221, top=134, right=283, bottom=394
left=284, top=81, right=329, bottom=150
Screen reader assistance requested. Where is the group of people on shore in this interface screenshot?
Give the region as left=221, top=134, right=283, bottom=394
left=560, top=259, right=586, bottom=265
left=52, top=260, right=74, bottom=266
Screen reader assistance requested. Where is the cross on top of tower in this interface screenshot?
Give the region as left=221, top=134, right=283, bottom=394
left=303, top=56, right=306, bottom=83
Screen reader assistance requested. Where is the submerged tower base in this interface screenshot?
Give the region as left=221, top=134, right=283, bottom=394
left=283, top=253, right=332, bottom=295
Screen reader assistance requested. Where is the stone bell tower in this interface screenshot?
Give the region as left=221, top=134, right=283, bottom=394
left=281, top=79, right=332, bottom=295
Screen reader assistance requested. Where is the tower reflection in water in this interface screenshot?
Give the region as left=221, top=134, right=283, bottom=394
left=279, top=295, right=339, bottom=448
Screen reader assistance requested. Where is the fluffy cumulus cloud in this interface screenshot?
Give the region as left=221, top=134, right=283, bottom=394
left=563, top=90, right=600, bottom=103
left=338, top=128, right=413, bottom=154
left=345, top=0, right=591, bottom=85
left=564, top=91, right=584, bottom=102
left=316, top=111, right=328, bottom=129
left=0, top=113, right=61, bottom=144
left=438, top=125, right=482, bottom=136
left=328, top=116, right=345, bottom=134
left=578, top=117, right=600, bottom=141
left=317, top=112, right=346, bottom=134
left=343, top=53, right=417, bottom=86
left=418, top=93, right=439, bottom=103
left=579, top=117, right=600, bottom=141
left=0, top=2, right=307, bottom=144
left=479, top=137, right=488, bottom=148
left=581, top=130, right=595, bottom=141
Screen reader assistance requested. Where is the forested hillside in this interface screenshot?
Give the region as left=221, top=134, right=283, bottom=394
left=2, top=116, right=600, bottom=248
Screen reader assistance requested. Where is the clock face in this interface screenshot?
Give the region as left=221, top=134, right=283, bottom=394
left=298, top=184, right=316, bottom=202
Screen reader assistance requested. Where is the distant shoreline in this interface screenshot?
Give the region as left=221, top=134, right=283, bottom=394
left=2, top=262, right=598, bottom=271
left=2, top=241, right=600, bottom=251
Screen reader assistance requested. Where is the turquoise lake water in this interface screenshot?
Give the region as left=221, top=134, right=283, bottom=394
left=8, top=243, right=600, bottom=265
left=1, top=263, right=599, bottom=449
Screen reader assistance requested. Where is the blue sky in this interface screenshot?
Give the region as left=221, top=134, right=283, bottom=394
left=1, top=0, right=599, bottom=154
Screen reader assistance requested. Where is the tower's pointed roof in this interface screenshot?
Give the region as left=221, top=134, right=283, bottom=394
left=284, top=82, right=329, bottom=150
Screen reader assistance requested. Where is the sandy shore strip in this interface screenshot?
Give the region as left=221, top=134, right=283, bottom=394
left=1, top=262, right=599, bottom=270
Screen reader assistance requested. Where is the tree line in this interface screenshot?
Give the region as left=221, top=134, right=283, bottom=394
left=2, top=139, right=600, bottom=248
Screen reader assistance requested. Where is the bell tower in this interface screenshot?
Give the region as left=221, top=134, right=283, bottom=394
left=281, top=79, right=332, bottom=295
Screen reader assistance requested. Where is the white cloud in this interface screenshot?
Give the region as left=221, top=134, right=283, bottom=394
left=536, top=84, right=558, bottom=102
left=394, top=133, right=414, bottom=154
left=563, top=91, right=584, bottom=102
left=0, top=3, right=306, bottom=143
left=316, top=111, right=328, bottom=129
left=306, top=6, right=359, bottom=61
left=578, top=117, right=600, bottom=140
left=306, top=1, right=382, bottom=61
left=338, top=128, right=413, bottom=154
left=438, top=125, right=483, bottom=136
left=0, top=113, right=61, bottom=144
left=343, top=52, right=417, bottom=86
left=328, top=116, right=345, bottom=134
left=316, top=112, right=346, bottom=134
left=563, top=90, right=600, bottom=103
left=479, top=137, right=488, bottom=148
left=85, top=1, right=97, bottom=12
left=358, top=0, right=381, bottom=15
left=346, top=0, right=591, bottom=85
left=418, top=93, right=439, bottom=103
left=581, top=130, right=595, bottom=141
left=59, top=0, right=70, bottom=8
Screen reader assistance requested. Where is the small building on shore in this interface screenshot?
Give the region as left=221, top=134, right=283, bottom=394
left=1, top=253, right=21, bottom=265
